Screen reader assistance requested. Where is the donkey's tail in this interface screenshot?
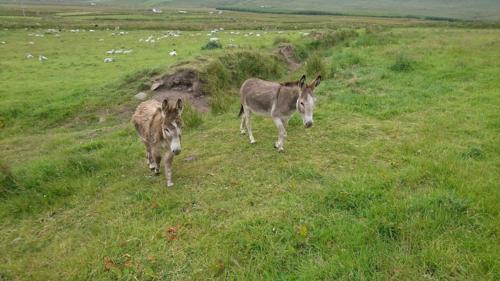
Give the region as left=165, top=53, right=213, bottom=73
left=238, top=104, right=244, bottom=118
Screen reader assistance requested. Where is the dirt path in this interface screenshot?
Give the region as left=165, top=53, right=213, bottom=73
left=278, top=44, right=301, bottom=73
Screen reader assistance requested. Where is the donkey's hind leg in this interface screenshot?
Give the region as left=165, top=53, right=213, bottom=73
left=243, top=106, right=256, bottom=144
left=150, top=146, right=162, bottom=175
left=240, top=114, right=246, bottom=135
left=144, top=144, right=155, bottom=171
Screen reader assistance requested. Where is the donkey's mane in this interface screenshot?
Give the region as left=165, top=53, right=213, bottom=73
left=280, top=80, right=300, bottom=87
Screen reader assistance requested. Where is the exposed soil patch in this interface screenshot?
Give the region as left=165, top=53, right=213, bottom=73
left=278, top=44, right=301, bottom=73
left=154, top=90, right=209, bottom=113
left=150, top=69, right=209, bottom=112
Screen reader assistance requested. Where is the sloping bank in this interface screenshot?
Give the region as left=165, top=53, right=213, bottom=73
left=146, top=51, right=287, bottom=115
left=143, top=29, right=360, bottom=123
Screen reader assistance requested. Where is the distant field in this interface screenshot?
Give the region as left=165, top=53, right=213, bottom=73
left=1, top=3, right=471, bottom=30
left=1, top=0, right=500, bottom=21
left=1, top=3, right=499, bottom=277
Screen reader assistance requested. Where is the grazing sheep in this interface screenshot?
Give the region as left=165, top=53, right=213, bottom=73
left=104, top=58, right=114, bottom=63
left=38, top=55, right=48, bottom=61
left=169, top=50, right=177, bottom=56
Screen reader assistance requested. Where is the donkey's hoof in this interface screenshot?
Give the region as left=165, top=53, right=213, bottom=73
left=274, top=142, right=280, bottom=149
left=250, top=139, right=257, bottom=144
left=240, top=130, right=246, bottom=135
left=167, top=182, right=174, bottom=188
left=153, top=168, right=160, bottom=175
left=277, top=147, right=284, bottom=153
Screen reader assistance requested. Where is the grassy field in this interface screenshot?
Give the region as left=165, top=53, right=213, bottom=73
left=1, top=4, right=500, bottom=281
left=1, top=3, right=467, bottom=30
left=2, top=0, right=500, bottom=21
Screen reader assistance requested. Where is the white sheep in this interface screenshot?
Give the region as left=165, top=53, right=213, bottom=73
left=39, top=55, right=48, bottom=61
left=169, top=50, right=177, bottom=56
left=104, top=58, right=114, bottom=63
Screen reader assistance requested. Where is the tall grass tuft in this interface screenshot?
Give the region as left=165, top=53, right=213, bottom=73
left=202, top=40, right=223, bottom=50
left=294, top=29, right=358, bottom=61
left=200, top=51, right=285, bottom=113
left=306, top=53, right=326, bottom=77
left=0, top=163, right=19, bottom=197
left=209, top=90, right=235, bottom=114
left=182, top=102, right=204, bottom=128
left=273, top=36, right=291, bottom=46
left=330, top=50, right=363, bottom=76
left=391, top=53, right=414, bottom=72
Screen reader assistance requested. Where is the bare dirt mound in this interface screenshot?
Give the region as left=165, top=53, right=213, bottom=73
left=150, top=69, right=209, bottom=112
left=278, top=44, right=301, bottom=73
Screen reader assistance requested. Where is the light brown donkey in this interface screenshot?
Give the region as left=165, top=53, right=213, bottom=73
left=132, top=98, right=183, bottom=187
left=239, top=74, right=321, bottom=152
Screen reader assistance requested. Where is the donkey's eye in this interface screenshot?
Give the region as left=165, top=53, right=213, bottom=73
left=164, top=128, right=171, bottom=133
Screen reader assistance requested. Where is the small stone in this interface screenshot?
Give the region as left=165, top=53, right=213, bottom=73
left=183, top=155, right=197, bottom=162
left=135, top=92, right=148, bottom=100
left=151, top=81, right=163, bottom=91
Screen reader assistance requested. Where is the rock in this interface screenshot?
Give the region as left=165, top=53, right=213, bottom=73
left=183, top=155, right=197, bottom=162
left=151, top=81, right=164, bottom=91
left=134, top=92, right=148, bottom=100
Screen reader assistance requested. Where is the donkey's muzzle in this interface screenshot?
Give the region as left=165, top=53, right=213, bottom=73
left=172, top=148, right=181, bottom=155
left=304, top=121, right=313, bottom=128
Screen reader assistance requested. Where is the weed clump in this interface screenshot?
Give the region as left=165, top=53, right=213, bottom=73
left=273, top=36, right=291, bottom=46
left=461, top=146, right=484, bottom=160
left=202, top=40, right=223, bottom=50
left=330, top=51, right=363, bottom=76
left=0, top=163, right=19, bottom=197
left=200, top=51, right=285, bottom=113
left=391, top=53, right=414, bottom=72
left=306, top=53, right=326, bottom=77
left=182, top=102, right=204, bottom=128
left=294, top=29, right=358, bottom=61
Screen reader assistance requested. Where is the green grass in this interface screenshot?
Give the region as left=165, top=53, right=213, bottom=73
left=0, top=12, right=499, bottom=281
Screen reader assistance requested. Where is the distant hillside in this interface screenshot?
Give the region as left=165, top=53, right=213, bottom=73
left=2, top=0, right=500, bottom=21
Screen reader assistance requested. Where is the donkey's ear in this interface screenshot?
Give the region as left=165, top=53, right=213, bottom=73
left=299, top=74, right=306, bottom=89
left=312, top=75, right=321, bottom=88
left=161, top=98, right=169, bottom=113
left=176, top=98, right=183, bottom=114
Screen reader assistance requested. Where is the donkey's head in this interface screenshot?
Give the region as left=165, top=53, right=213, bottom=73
left=296, top=75, right=321, bottom=128
left=161, top=98, right=183, bottom=155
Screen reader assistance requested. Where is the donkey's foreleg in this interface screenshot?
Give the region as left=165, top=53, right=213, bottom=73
left=272, top=117, right=286, bottom=152
left=244, top=107, right=256, bottom=144
left=164, top=152, right=175, bottom=187
left=281, top=117, right=290, bottom=137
